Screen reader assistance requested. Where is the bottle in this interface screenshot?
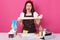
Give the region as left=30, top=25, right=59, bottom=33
left=39, top=25, right=43, bottom=36
left=43, top=29, right=46, bottom=36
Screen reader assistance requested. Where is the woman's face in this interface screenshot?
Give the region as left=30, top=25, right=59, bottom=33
left=26, top=3, right=32, bottom=12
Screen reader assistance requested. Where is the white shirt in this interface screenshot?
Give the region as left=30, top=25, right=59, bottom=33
left=19, top=12, right=39, bottom=18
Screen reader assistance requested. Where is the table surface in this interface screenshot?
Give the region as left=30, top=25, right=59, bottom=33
left=0, top=33, right=60, bottom=40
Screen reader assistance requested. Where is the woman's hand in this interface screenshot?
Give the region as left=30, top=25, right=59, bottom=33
left=35, top=19, right=40, bottom=25
left=17, top=17, right=21, bottom=21
left=34, top=14, right=43, bottom=25
left=19, top=20, right=23, bottom=26
left=17, top=17, right=23, bottom=26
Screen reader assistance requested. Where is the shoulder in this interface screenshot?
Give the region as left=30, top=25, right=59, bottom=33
left=33, top=11, right=39, bottom=17
left=20, top=12, right=24, bottom=15
left=33, top=11, right=38, bottom=15
left=19, top=12, right=24, bottom=17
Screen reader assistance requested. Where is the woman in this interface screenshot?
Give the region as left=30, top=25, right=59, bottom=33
left=17, top=1, right=40, bottom=33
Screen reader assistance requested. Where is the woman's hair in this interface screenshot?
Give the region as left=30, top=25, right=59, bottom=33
left=23, top=1, right=35, bottom=14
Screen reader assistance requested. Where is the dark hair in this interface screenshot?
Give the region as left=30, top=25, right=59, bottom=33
left=23, top=1, right=35, bottom=14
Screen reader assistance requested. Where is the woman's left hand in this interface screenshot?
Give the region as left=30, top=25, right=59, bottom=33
left=34, top=19, right=40, bottom=25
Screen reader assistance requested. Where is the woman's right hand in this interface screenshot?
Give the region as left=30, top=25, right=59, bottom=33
left=17, top=17, right=23, bottom=26
left=20, top=20, right=23, bottom=26
left=17, top=17, right=21, bottom=21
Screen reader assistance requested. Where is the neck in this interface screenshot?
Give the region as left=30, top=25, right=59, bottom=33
left=26, top=10, right=31, bottom=14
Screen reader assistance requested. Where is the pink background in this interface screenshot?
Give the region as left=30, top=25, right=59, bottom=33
left=0, top=0, right=60, bottom=33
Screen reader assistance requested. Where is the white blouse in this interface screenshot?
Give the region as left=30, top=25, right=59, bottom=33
left=19, top=12, right=39, bottom=18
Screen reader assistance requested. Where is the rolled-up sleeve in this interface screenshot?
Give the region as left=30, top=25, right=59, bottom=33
left=19, top=12, right=24, bottom=18
left=34, top=12, right=39, bottom=17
